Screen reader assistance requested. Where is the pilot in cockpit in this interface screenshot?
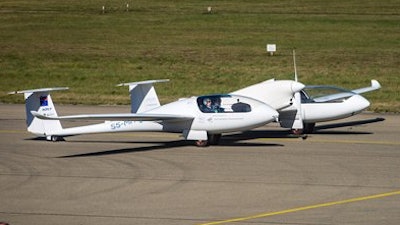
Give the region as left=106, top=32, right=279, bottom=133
left=201, top=97, right=224, bottom=113
left=202, top=98, right=213, bottom=112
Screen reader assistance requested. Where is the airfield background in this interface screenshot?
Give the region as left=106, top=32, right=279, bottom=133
left=0, top=0, right=398, bottom=112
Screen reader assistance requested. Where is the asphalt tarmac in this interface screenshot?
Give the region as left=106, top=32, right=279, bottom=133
left=0, top=104, right=399, bottom=225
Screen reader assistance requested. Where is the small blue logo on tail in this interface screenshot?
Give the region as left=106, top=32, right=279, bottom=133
left=40, top=96, right=48, bottom=106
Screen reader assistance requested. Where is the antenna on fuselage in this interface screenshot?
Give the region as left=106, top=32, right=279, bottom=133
left=293, top=49, right=298, bottom=82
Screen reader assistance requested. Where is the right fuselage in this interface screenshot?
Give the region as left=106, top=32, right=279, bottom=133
left=300, top=94, right=370, bottom=123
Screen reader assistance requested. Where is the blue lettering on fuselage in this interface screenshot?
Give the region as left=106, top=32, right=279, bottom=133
left=110, top=121, right=134, bottom=130
left=41, top=107, right=53, bottom=112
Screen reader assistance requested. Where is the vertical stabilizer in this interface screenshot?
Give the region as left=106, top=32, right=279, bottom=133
left=9, top=87, right=68, bottom=137
left=117, top=79, right=169, bottom=113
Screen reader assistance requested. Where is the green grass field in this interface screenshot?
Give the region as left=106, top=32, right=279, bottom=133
left=1, top=0, right=399, bottom=112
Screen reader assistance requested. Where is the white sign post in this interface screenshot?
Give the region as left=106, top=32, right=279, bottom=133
left=266, top=44, right=276, bottom=56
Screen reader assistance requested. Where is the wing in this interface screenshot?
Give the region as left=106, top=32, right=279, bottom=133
left=307, top=80, right=381, bottom=103
left=351, top=79, right=381, bottom=94
left=31, top=111, right=193, bottom=122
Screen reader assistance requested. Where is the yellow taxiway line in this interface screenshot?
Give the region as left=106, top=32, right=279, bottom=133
left=199, top=190, right=400, bottom=225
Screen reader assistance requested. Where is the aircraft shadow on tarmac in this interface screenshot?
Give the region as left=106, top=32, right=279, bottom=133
left=313, top=117, right=385, bottom=135
left=28, top=117, right=384, bottom=158
left=58, top=140, right=284, bottom=158
left=217, top=117, right=385, bottom=141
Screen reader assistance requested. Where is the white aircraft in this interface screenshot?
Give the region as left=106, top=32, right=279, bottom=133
left=10, top=80, right=292, bottom=147
left=232, top=51, right=382, bottom=134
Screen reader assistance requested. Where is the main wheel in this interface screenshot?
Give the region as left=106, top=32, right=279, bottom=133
left=292, top=129, right=303, bottom=135
left=292, top=123, right=316, bottom=135
left=50, top=136, right=65, bottom=142
left=195, top=140, right=208, bottom=147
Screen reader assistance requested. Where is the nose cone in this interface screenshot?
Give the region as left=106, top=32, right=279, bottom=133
left=291, top=81, right=305, bottom=93
left=349, top=95, right=370, bottom=111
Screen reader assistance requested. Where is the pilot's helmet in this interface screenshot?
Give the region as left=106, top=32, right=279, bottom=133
left=203, top=98, right=211, bottom=105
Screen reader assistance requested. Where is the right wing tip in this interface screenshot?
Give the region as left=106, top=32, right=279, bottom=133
left=371, top=79, right=381, bottom=89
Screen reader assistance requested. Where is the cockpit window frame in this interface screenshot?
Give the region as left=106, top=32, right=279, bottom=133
left=197, top=95, right=252, bottom=113
left=302, top=86, right=356, bottom=103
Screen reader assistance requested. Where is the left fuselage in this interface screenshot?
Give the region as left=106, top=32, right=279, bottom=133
left=148, top=94, right=278, bottom=133
left=53, top=94, right=278, bottom=138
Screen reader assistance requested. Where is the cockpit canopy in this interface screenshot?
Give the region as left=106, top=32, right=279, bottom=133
left=301, top=86, right=355, bottom=103
left=197, top=95, right=252, bottom=113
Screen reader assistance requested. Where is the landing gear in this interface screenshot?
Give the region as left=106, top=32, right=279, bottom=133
left=303, top=123, right=315, bottom=134
left=195, top=140, right=208, bottom=147
left=292, top=129, right=303, bottom=135
left=47, top=136, right=65, bottom=142
left=208, top=134, right=221, bottom=145
left=292, top=123, right=315, bottom=135
left=194, top=134, right=222, bottom=147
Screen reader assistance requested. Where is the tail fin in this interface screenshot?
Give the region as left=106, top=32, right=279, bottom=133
left=117, top=79, right=169, bottom=113
left=9, top=87, right=68, bottom=137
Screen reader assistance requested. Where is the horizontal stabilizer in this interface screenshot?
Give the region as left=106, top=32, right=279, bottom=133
left=116, top=79, right=169, bottom=87
left=8, top=87, right=69, bottom=95
left=31, top=111, right=193, bottom=122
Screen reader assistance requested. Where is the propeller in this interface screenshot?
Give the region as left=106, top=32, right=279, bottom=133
left=291, top=50, right=304, bottom=132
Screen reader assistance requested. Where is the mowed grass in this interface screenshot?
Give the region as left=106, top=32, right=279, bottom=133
left=0, top=0, right=399, bottom=112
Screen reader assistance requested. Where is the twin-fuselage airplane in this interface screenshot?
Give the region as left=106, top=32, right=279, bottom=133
left=11, top=76, right=379, bottom=146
